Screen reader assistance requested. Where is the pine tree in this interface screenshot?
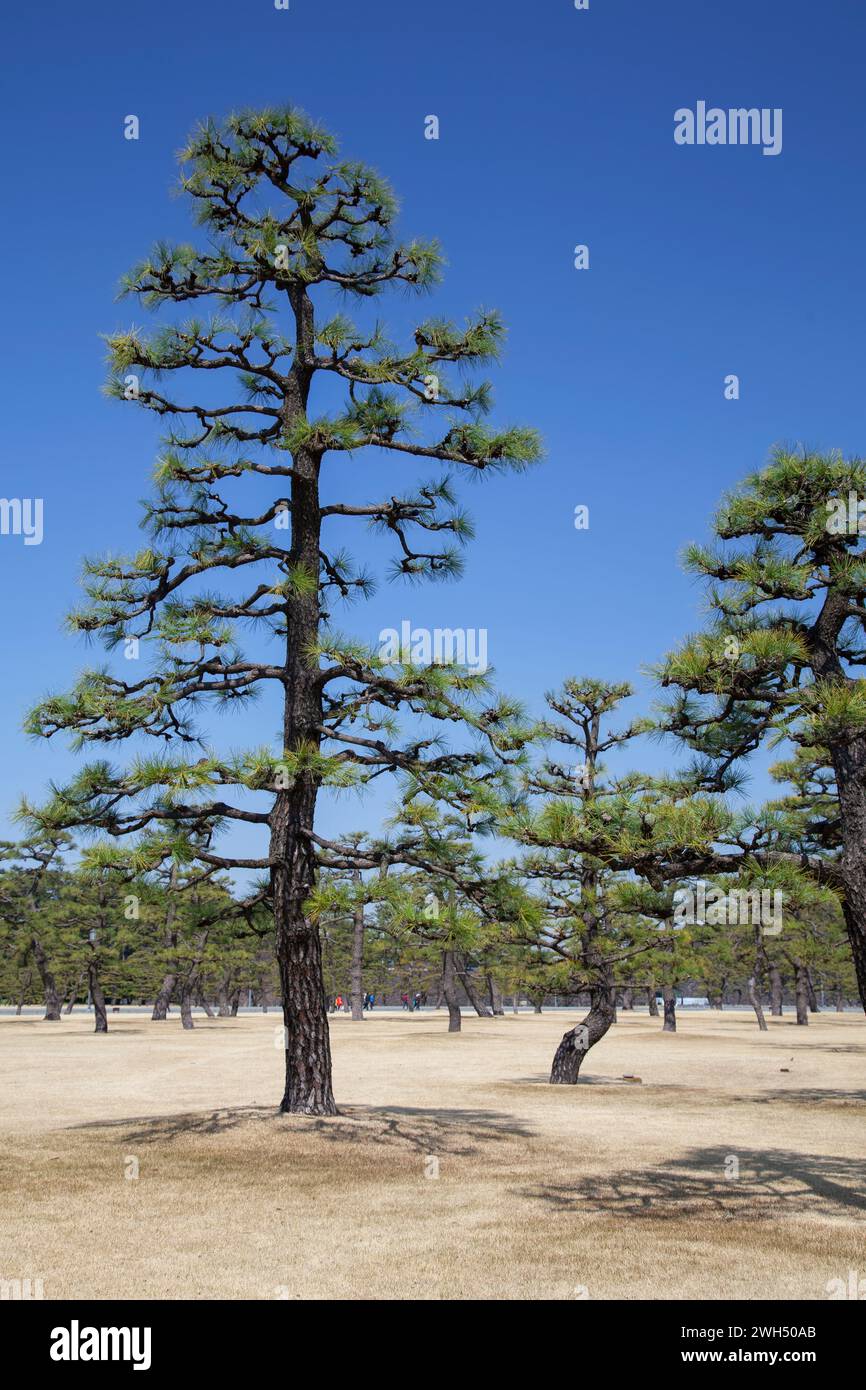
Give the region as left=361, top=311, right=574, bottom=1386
left=24, top=107, right=538, bottom=1113
left=656, top=447, right=866, bottom=1008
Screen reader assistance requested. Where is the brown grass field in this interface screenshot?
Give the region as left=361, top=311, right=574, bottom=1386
left=1, top=1008, right=864, bottom=1300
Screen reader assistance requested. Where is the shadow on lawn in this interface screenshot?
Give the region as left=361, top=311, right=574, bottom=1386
left=71, top=1103, right=534, bottom=1156
left=736, top=1088, right=866, bottom=1106
left=525, top=1146, right=866, bottom=1221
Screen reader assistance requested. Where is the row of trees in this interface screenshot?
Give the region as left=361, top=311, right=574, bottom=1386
left=10, top=105, right=866, bottom=1113
left=2, top=821, right=854, bottom=1036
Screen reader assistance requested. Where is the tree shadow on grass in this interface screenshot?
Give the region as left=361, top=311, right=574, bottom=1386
left=734, top=1088, right=866, bottom=1107
left=71, top=1103, right=533, bottom=1157
left=524, top=1146, right=866, bottom=1222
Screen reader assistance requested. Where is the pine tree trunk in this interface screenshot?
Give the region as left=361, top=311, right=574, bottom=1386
left=152, top=862, right=179, bottom=1020
left=511, top=992, right=520, bottom=1015
left=830, top=743, right=866, bottom=1012
left=88, top=959, right=108, bottom=1034
left=621, top=987, right=634, bottom=1010
left=271, top=317, right=336, bottom=1115
left=152, top=974, right=175, bottom=1020
left=806, top=968, right=819, bottom=1012
left=458, top=954, right=492, bottom=1016
left=198, top=994, right=215, bottom=1018
left=795, top=963, right=809, bottom=1025
left=486, top=972, right=505, bottom=1016
left=769, top=966, right=783, bottom=1016
left=647, top=981, right=659, bottom=1016
left=64, top=970, right=85, bottom=1014
left=662, top=984, right=677, bottom=1033
left=180, top=985, right=194, bottom=1030
left=218, top=986, right=232, bottom=1018
left=549, top=986, right=615, bottom=1084
left=31, top=934, right=61, bottom=1020
left=350, top=893, right=365, bottom=1022
left=230, top=989, right=241, bottom=1017
left=442, top=950, right=462, bottom=1032
left=747, top=975, right=768, bottom=1031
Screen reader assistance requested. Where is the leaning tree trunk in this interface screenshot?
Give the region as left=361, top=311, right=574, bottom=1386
left=661, top=984, right=677, bottom=1033
left=458, top=954, right=492, bottom=1017
left=441, top=950, right=462, bottom=1033
left=152, top=973, right=175, bottom=1021
left=350, top=892, right=365, bottom=1022
left=794, top=963, right=809, bottom=1025
left=549, top=984, right=615, bottom=1084
left=769, top=965, right=783, bottom=1016
left=230, top=989, right=241, bottom=1017
left=31, top=934, right=61, bottom=1021
left=88, top=958, right=108, bottom=1034
left=747, top=975, right=768, bottom=1031
left=805, top=968, right=819, bottom=1012
left=64, top=970, right=85, bottom=1014
left=197, top=994, right=215, bottom=1018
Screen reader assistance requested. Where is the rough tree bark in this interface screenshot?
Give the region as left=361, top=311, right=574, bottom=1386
left=662, top=984, right=677, bottom=1033
left=441, top=949, right=462, bottom=1033
left=89, top=957, right=108, bottom=1034
left=550, top=981, right=616, bottom=1084
left=180, top=984, right=194, bottom=1030
left=795, top=963, right=809, bottom=1025
left=64, top=970, right=85, bottom=1014
left=769, top=965, right=783, bottom=1016
left=486, top=972, right=505, bottom=1016
left=747, top=974, right=768, bottom=1032
left=273, top=283, right=337, bottom=1116
left=31, top=934, right=61, bottom=1021
left=457, top=953, right=492, bottom=1017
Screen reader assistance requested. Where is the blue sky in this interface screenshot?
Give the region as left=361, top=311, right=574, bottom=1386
left=2, top=0, right=865, bottom=872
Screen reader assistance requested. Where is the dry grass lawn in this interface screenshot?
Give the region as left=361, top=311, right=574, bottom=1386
left=1, top=1008, right=864, bottom=1300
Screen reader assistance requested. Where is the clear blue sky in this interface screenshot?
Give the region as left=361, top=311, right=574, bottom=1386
left=2, top=0, right=865, bottom=870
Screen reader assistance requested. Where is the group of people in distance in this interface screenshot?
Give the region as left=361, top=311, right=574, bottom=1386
left=330, top=992, right=426, bottom=1012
